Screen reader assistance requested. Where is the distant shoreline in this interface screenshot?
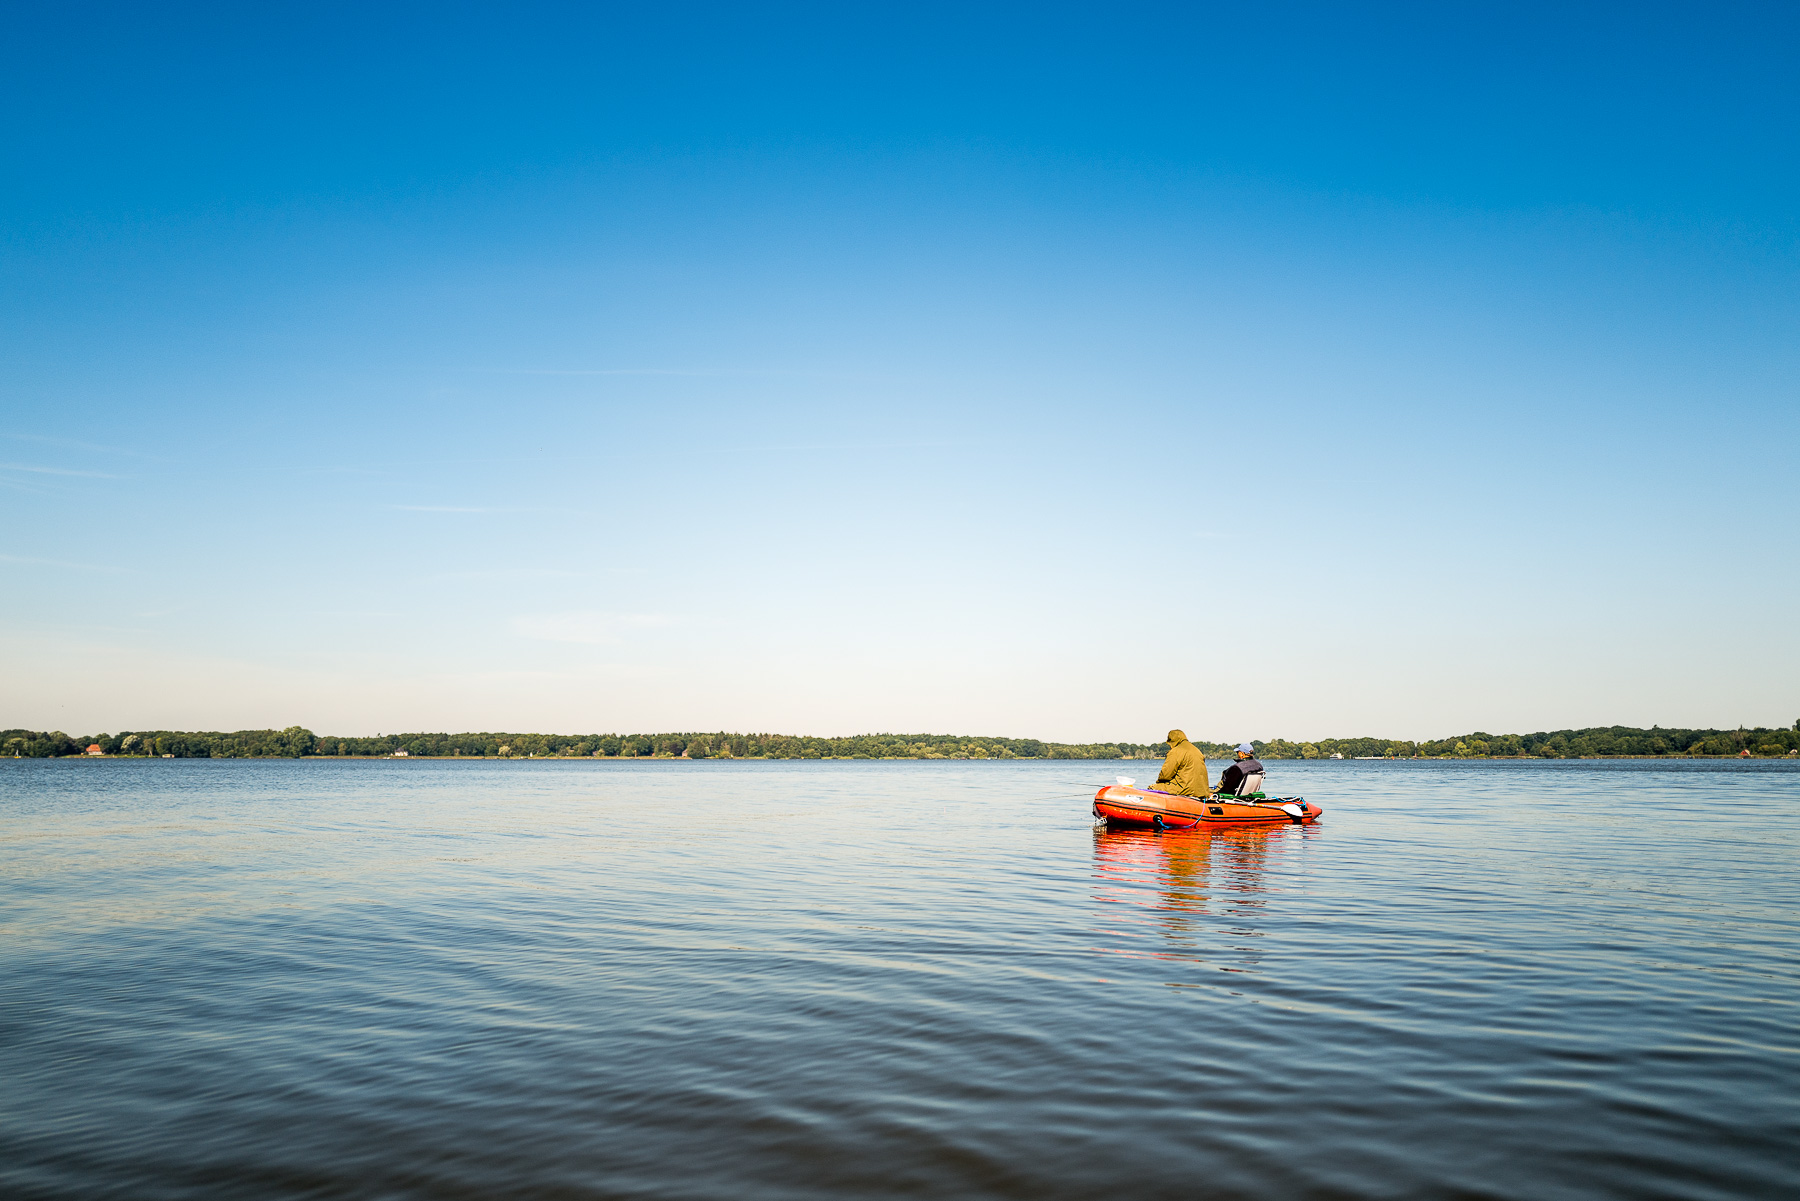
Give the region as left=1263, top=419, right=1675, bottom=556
left=16, top=753, right=1796, bottom=763
left=9, top=723, right=1797, bottom=761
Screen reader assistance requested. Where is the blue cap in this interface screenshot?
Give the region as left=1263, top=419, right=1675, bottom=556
left=1236, top=743, right=1255, bottom=754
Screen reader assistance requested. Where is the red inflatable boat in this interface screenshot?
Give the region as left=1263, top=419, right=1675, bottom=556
left=1093, top=783, right=1320, bottom=829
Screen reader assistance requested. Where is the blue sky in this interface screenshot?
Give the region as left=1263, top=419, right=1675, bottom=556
left=3, top=2, right=1795, bottom=741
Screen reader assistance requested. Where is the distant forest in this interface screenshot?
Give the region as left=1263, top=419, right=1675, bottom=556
left=6, top=724, right=1798, bottom=760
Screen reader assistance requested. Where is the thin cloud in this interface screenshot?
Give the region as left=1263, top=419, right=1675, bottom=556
left=724, top=440, right=953, bottom=453
left=0, top=432, right=144, bottom=457
left=427, top=567, right=614, bottom=582
left=0, top=462, right=120, bottom=478
left=510, top=611, right=674, bottom=645
left=519, top=368, right=732, bottom=376
left=0, top=477, right=51, bottom=495
left=0, top=554, right=128, bottom=573
left=505, top=368, right=781, bottom=377
left=391, top=503, right=608, bottom=518
left=490, top=367, right=865, bottom=380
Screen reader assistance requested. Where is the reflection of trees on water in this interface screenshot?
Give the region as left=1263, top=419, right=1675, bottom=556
left=1090, top=825, right=1316, bottom=975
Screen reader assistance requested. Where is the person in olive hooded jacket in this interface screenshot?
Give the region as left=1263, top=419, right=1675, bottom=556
left=1151, top=729, right=1212, bottom=798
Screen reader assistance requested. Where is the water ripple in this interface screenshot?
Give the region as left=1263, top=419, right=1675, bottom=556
left=2, top=757, right=1797, bottom=1199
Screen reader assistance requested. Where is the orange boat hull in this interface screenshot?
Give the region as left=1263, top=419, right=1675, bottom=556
left=1093, top=785, right=1320, bottom=828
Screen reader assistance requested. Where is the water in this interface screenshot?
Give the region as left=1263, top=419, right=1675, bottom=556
left=2, top=758, right=1796, bottom=1200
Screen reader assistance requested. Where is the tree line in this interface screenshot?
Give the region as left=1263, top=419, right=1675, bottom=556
left=1245, top=724, right=1800, bottom=760
left=0, top=728, right=1160, bottom=760
left=6, top=723, right=1798, bottom=760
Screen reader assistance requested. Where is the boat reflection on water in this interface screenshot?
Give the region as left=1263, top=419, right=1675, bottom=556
left=1090, top=823, right=1319, bottom=976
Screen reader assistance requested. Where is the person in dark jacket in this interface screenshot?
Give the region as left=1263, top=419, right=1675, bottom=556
left=1215, top=743, right=1265, bottom=796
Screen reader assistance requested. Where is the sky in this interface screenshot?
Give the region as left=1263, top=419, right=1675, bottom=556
left=2, top=1, right=1796, bottom=743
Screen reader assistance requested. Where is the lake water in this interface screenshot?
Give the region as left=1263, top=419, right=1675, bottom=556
left=2, top=757, right=1796, bottom=1199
